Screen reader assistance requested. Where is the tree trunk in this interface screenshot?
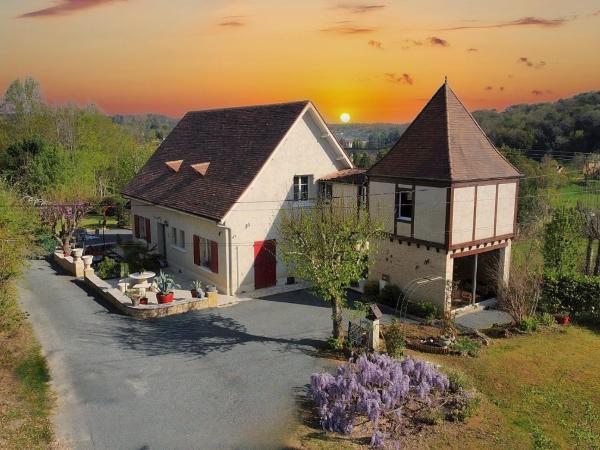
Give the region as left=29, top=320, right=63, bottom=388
left=585, top=237, right=594, bottom=275
left=331, top=297, right=345, bottom=340
left=594, top=241, right=600, bottom=276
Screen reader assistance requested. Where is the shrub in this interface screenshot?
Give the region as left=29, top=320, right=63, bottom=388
left=97, top=257, right=117, bottom=279
left=446, top=369, right=472, bottom=393
left=452, top=337, right=480, bottom=357
left=446, top=390, right=481, bottom=422
left=539, top=312, right=556, bottom=327
left=541, top=272, right=600, bottom=318
left=498, top=264, right=542, bottom=323
left=363, top=279, right=380, bottom=299
left=407, top=300, right=439, bottom=320
left=326, top=336, right=344, bottom=351
left=383, top=320, right=405, bottom=357
left=36, top=231, right=57, bottom=254
left=308, top=354, right=450, bottom=447
left=519, top=316, right=540, bottom=332
left=379, top=283, right=402, bottom=308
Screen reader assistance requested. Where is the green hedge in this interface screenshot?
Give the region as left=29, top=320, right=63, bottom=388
left=541, top=272, right=600, bottom=317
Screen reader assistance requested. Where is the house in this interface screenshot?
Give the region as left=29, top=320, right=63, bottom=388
left=121, top=101, right=353, bottom=295
left=367, top=81, right=522, bottom=312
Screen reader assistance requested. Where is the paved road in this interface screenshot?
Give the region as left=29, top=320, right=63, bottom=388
left=18, top=259, right=336, bottom=450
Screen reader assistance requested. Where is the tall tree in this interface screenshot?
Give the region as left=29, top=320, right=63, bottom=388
left=578, top=206, right=600, bottom=275
left=278, top=202, right=383, bottom=340
left=543, top=207, right=584, bottom=274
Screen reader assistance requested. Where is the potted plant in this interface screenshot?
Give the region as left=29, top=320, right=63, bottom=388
left=155, top=271, right=177, bottom=304
left=190, top=280, right=205, bottom=299
left=127, top=288, right=141, bottom=307
left=63, top=241, right=72, bottom=257
left=555, top=311, right=571, bottom=325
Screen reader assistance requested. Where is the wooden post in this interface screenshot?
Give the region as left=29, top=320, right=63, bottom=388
left=471, top=253, right=478, bottom=306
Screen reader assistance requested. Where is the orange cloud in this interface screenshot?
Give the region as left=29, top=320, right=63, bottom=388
left=368, top=39, right=383, bottom=49
left=385, top=73, right=413, bottom=85
left=18, top=0, right=124, bottom=18
left=518, top=57, right=546, bottom=69
left=428, top=36, right=449, bottom=47
left=440, top=16, right=572, bottom=31
left=334, top=4, right=386, bottom=14
left=321, top=24, right=377, bottom=34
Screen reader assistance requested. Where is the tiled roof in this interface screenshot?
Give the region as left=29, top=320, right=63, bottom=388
left=319, top=168, right=367, bottom=184
left=122, top=101, right=310, bottom=221
left=367, top=82, right=521, bottom=182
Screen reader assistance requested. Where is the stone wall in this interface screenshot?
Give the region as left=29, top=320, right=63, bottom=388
left=369, top=238, right=450, bottom=310
left=83, top=272, right=218, bottom=319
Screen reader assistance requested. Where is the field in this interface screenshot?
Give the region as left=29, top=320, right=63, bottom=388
left=293, top=325, right=600, bottom=449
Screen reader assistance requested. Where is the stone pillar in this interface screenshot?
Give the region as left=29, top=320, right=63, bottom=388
left=207, top=291, right=218, bottom=308
left=443, top=252, right=454, bottom=312
left=369, top=319, right=380, bottom=351
left=497, top=240, right=512, bottom=290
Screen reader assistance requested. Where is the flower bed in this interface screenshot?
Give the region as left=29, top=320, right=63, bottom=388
left=308, top=353, right=479, bottom=448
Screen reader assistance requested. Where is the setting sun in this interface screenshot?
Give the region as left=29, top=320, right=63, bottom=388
left=340, top=112, right=350, bottom=123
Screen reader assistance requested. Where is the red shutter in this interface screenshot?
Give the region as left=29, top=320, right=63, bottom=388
left=134, top=215, right=140, bottom=238
left=210, top=241, right=219, bottom=273
left=193, top=235, right=200, bottom=266
left=145, top=218, right=151, bottom=242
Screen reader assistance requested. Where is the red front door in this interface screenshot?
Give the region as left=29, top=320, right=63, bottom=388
left=254, top=240, right=276, bottom=289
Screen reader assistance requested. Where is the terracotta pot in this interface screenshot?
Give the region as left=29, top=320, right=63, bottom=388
left=157, top=292, right=174, bottom=304
left=555, top=314, right=570, bottom=326
left=139, top=297, right=148, bottom=305
left=191, top=289, right=198, bottom=298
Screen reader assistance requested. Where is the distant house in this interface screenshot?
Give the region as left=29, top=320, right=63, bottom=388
left=122, top=101, right=353, bottom=295
left=367, top=81, right=522, bottom=311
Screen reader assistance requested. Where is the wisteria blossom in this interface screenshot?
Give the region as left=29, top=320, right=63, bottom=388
left=308, top=353, right=450, bottom=448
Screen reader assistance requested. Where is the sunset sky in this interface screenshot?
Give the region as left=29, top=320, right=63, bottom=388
left=2, top=0, right=600, bottom=122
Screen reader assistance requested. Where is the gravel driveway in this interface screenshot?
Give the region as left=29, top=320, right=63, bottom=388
left=18, top=259, right=336, bottom=450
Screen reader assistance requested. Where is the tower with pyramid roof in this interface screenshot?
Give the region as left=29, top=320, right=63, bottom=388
left=366, top=81, right=522, bottom=312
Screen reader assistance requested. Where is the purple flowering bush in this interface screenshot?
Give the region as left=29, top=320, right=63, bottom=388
left=308, top=353, right=476, bottom=448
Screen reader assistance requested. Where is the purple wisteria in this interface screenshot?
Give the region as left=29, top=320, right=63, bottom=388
left=308, top=353, right=450, bottom=448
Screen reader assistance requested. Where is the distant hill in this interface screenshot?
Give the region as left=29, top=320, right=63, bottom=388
left=473, top=91, right=600, bottom=160
left=113, top=90, right=600, bottom=162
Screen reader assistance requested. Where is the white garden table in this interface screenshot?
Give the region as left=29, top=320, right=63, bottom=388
left=128, top=271, right=156, bottom=290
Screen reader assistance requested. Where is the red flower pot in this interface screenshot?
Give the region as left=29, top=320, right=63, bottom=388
left=555, top=314, right=570, bottom=326
left=191, top=290, right=198, bottom=298
left=140, top=298, right=148, bottom=305
left=157, top=292, right=174, bottom=304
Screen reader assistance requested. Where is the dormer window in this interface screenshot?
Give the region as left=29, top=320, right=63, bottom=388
left=293, top=175, right=310, bottom=201
left=397, top=190, right=413, bottom=221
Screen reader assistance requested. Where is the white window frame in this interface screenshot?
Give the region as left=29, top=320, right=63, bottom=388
left=293, top=175, right=310, bottom=201
left=397, top=190, right=413, bottom=221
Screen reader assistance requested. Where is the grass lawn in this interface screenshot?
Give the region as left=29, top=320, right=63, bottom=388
left=552, top=180, right=600, bottom=209
left=293, top=325, right=600, bottom=449
left=80, top=213, right=119, bottom=230
left=0, top=283, right=54, bottom=450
